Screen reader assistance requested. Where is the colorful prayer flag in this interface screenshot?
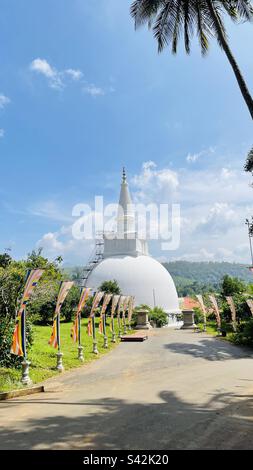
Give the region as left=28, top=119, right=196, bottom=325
left=11, top=269, right=44, bottom=356
left=99, top=293, right=112, bottom=334
left=49, top=281, right=74, bottom=349
left=128, top=296, right=135, bottom=324
left=226, top=296, right=237, bottom=331
left=87, top=291, right=104, bottom=337
left=246, top=299, right=253, bottom=317
left=196, top=295, right=207, bottom=325
left=71, top=287, right=91, bottom=343
left=111, top=295, right=120, bottom=318
left=209, top=295, right=221, bottom=329
left=117, top=295, right=125, bottom=317
left=110, top=295, right=120, bottom=331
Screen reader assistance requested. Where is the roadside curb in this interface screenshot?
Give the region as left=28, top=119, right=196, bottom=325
left=0, top=386, right=44, bottom=401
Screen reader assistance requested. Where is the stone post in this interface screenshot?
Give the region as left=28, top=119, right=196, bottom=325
left=21, top=360, right=32, bottom=386
left=56, top=352, right=64, bottom=372
left=93, top=340, right=98, bottom=355
left=181, top=309, right=197, bottom=330
left=135, top=308, right=152, bottom=330
left=103, top=335, right=108, bottom=349
left=78, top=345, right=84, bottom=362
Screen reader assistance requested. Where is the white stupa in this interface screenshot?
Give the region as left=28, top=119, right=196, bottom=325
left=86, top=169, right=181, bottom=323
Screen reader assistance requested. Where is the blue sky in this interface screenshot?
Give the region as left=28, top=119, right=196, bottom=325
left=0, top=0, right=253, bottom=265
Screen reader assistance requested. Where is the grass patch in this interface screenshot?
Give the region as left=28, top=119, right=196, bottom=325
left=0, top=318, right=129, bottom=392
left=197, top=321, right=237, bottom=342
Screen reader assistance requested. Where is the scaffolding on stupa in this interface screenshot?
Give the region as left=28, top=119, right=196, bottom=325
left=80, top=233, right=104, bottom=287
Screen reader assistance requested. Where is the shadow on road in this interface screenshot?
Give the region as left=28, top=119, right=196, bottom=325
left=1, top=390, right=253, bottom=450
left=164, top=339, right=253, bottom=361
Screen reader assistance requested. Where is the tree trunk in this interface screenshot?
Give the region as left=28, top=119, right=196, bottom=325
left=207, top=0, right=253, bottom=120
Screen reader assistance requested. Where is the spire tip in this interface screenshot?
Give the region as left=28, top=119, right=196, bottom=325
left=122, top=167, right=127, bottom=183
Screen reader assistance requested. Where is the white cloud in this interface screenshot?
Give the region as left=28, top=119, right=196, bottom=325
left=30, top=58, right=55, bottom=78
left=0, top=94, right=10, bottom=109
left=132, top=161, right=179, bottom=203
left=221, top=167, right=235, bottom=179
left=65, top=68, right=83, bottom=81
left=130, top=158, right=253, bottom=263
left=29, top=58, right=108, bottom=97
left=83, top=84, right=105, bottom=97
left=37, top=226, right=94, bottom=264
left=186, top=146, right=215, bottom=164
left=196, top=203, right=237, bottom=236
left=0, top=129, right=5, bottom=138
left=30, top=58, right=64, bottom=90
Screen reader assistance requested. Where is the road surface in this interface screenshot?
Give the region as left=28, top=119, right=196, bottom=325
left=1, top=329, right=253, bottom=450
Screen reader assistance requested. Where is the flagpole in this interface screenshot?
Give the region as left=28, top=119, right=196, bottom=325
left=111, top=317, right=116, bottom=343
left=92, top=316, right=98, bottom=354
left=56, top=311, right=64, bottom=372
left=21, top=307, right=32, bottom=386
left=246, top=219, right=253, bottom=267
left=103, top=314, right=108, bottom=349
left=78, top=314, right=84, bottom=361
left=117, top=314, right=121, bottom=338
left=23, top=308, right=27, bottom=360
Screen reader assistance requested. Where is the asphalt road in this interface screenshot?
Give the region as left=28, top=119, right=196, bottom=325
left=1, top=328, right=253, bottom=450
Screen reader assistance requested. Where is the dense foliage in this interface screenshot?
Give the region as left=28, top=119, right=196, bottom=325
left=163, top=261, right=253, bottom=296
left=149, top=307, right=168, bottom=328
left=98, top=280, right=121, bottom=295
left=0, top=250, right=75, bottom=367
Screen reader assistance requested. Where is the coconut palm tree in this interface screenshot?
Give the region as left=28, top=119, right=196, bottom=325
left=131, top=0, right=253, bottom=119
left=245, top=147, right=253, bottom=173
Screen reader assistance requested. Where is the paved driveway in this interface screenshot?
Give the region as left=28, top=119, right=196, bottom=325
left=1, top=329, right=253, bottom=450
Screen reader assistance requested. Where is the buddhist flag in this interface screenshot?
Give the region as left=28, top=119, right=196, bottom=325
left=122, top=296, right=130, bottom=320
left=246, top=299, right=253, bottom=317
left=128, top=296, right=135, bottom=324
left=110, top=295, right=120, bottom=331
left=226, top=296, right=237, bottom=331
left=49, top=281, right=74, bottom=349
left=209, top=295, right=221, bottom=329
left=87, top=291, right=104, bottom=337
left=99, top=293, right=112, bottom=334
left=111, top=295, right=120, bottom=318
left=11, top=269, right=44, bottom=356
left=196, top=295, right=207, bottom=325
left=71, top=287, right=91, bottom=343
left=117, top=296, right=125, bottom=317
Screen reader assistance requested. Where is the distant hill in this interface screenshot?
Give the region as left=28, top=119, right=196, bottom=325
left=163, top=261, right=253, bottom=297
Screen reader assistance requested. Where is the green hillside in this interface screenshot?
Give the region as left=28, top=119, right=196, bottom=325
left=163, top=261, right=253, bottom=296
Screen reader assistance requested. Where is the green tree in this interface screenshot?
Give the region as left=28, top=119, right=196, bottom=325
left=0, top=262, right=29, bottom=367
left=131, top=0, right=253, bottom=119
left=149, top=306, right=168, bottom=327
left=0, top=251, right=65, bottom=366
left=245, top=147, right=253, bottom=174
left=221, top=274, right=245, bottom=296
left=0, top=252, right=12, bottom=268
left=98, top=280, right=121, bottom=295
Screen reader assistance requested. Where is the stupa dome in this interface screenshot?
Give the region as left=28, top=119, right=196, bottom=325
left=86, top=254, right=181, bottom=314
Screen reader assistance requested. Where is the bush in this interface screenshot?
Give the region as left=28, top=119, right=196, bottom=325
left=98, top=280, right=121, bottom=295
left=149, top=307, right=168, bottom=328
left=0, top=249, right=63, bottom=367
left=193, top=307, right=204, bottom=324
left=233, top=319, right=253, bottom=346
